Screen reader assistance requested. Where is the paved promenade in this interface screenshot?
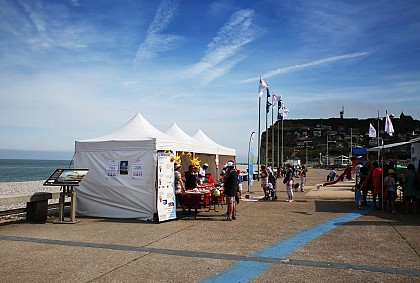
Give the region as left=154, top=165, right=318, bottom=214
left=0, top=169, right=419, bottom=282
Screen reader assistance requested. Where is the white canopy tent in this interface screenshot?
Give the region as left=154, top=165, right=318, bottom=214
left=164, top=124, right=236, bottom=180
left=367, top=137, right=420, bottom=170
left=366, top=137, right=420, bottom=213
left=74, top=113, right=192, bottom=220
left=367, top=137, right=420, bottom=152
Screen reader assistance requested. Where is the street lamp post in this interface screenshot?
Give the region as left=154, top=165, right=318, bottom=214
left=304, top=141, right=310, bottom=166
left=327, top=135, right=329, bottom=167
left=326, top=135, right=336, bottom=168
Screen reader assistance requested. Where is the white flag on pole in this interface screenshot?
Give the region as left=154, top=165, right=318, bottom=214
left=258, top=78, right=268, bottom=97
left=369, top=123, right=377, bottom=138
left=272, top=93, right=282, bottom=107
left=385, top=113, right=394, bottom=136
left=282, top=106, right=290, bottom=117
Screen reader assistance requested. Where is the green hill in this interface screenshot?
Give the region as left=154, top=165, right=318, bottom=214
left=260, top=112, right=420, bottom=166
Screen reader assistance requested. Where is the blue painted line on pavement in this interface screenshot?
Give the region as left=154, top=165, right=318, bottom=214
left=200, top=207, right=372, bottom=283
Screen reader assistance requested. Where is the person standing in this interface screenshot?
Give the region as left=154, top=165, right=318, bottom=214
left=384, top=169, right=397, bottom=214
left=224, top=161, right=238, bottom=221
left=198, top=163, right=209, bottom=184
left=184, top=165, right=198, bottom=190
left=174, top=163, right=186, bottom=213
left=267, top=162, right=277, bottom=198
left=402, top=164, right=420, bottom=214
left=277, top=166, right=282, bottom=178
left=299, top=165, right=306, bottom=192
left=371, top=162, right=383, bottom=210
left=237, top=169, right=243, bottom=200
left=285, top=163, right=294, bottom=202
left=354, top=161, right=363, bottom=189
left=360, top=161, right=372, bottom=206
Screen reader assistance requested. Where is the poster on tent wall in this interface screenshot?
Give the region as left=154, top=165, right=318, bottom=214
left=106, top=160, right=118, bottom=178
left=157, top=152, right=176, bottom=222
left=132, top=159, right=145, bottom=179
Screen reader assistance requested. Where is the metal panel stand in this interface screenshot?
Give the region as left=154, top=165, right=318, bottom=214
left=56, top=185, right=78, bottom=224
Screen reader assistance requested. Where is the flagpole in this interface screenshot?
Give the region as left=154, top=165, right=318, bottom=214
left=271, top=95, right=274, bottom=165
left=277, top=113, right=280, bottom=167
left=258, top=89, right=261, bottom=181
left=257, top=77, right=268, bottom=180
left=377, top=110, right=380, bottom=161
left=281, top=100, right=284, bottom=167
left=265, top=88, right=269, bottom=165
left=381, top=143, right=384, bottom=214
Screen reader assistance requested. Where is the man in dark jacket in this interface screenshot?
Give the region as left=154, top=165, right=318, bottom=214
left=224, top=160, right=238, bottom=220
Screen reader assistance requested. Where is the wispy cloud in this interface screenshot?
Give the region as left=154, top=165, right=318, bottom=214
left=182, top=9, right=260, bottom=83
left=0, top=0, right=88, bottom=58
left=134, top=0, right=184, bottom=63
left=242, top=52, right=369, bottom=83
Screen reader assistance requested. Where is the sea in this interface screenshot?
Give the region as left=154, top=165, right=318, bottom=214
left=0, top=159, right=72, bottom=182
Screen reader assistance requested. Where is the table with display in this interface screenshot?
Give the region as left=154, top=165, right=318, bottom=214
left=183, top=183, right=216, bottom=219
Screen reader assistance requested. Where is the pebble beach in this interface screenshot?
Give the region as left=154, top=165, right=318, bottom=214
left=0, top=181, right=61, bottom=213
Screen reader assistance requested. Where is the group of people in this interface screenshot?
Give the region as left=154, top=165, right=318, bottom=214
left=173, top=161, right=243, bottom=221
left=354, top=160, right=420, bottom=214
left=260, top=163, right=307, bottom=202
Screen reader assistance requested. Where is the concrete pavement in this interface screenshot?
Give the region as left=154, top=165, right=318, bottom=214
left=0, top=169, right=419, bottom=282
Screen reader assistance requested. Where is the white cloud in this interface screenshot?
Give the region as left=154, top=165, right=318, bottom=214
left=134, top=0, right=185, bottom=63
left=242, top=52, right=369, bottom=83
left=182, top=9, right=260, bottom=83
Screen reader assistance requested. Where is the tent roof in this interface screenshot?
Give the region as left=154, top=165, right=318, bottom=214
left=367, top=137, right=420, bottom=152
left=78, top=113, right=171, bottom=142
left=164, top=123, right=195, bottom=152
left=76, top=113, right=187, bottom=151
left=192, top=129, right=235, bottom=156
left=75, top=113, right=235, bottom=155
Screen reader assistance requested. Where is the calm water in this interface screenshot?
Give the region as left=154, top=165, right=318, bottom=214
left=0, top=159, right=72, bottom=182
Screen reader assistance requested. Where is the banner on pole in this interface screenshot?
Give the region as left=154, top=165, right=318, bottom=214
left=248, top=132, right=255, bottom=187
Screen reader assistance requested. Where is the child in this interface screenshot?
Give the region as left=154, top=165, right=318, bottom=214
left=384, top=169, right=397, bottom=214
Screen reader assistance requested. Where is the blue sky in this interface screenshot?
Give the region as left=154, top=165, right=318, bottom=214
left=1, top=0, right=420, bottom=162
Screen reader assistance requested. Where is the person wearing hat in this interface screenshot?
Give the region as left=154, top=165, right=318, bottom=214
left=198, top=163, right=209, bottom=184
left=384, top=169, right=397, bottom=214
left=184, top=164, right=198, bottom=190
left=223, top=160, right=238, bottom=221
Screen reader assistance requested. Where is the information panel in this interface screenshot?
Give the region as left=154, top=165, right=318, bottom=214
left=43, top=168, right=89, bottom=186
left=156, top=152, right=176, bottom=222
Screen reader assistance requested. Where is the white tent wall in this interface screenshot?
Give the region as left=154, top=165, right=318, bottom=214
left=178, top=154, right=192, bottom=173
left=74, top=145, right=157, bottom=220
